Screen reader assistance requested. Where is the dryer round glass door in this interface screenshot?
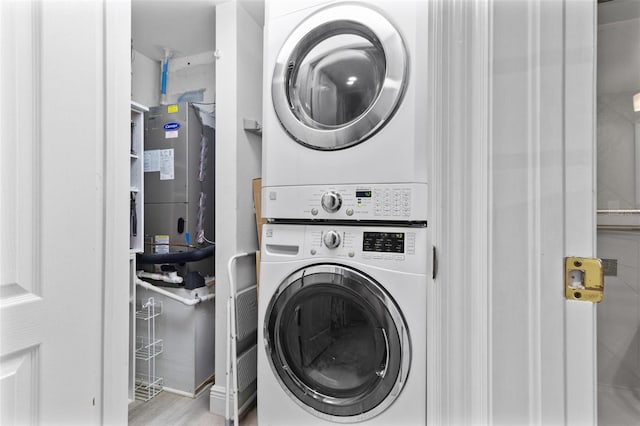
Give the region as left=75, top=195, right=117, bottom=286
left=272, top=4, right=408, bottom=150
left=264, top=264, right=410, bottom=422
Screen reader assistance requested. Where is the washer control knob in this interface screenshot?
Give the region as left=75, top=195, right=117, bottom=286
left=321, top=191, right=342, bottom=213
left=323, top=230, right=341, bottom=249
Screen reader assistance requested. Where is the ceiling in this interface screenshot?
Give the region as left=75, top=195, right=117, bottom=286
left=132, top=0, right=264, bottom=61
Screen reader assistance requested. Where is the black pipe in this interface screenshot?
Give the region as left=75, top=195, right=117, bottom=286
left=137, top=244, right=215, bottom=264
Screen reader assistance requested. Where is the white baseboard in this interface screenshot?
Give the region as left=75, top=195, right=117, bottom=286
left=210, top=384, right=256, bottom=418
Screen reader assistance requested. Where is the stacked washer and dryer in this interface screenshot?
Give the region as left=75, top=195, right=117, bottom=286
left=258, top=1, right=431, bottom=424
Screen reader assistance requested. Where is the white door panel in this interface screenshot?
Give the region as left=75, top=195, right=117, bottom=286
left=0, top=349, right=38, bottom=425
left=1, top=0, right=128, bottom=424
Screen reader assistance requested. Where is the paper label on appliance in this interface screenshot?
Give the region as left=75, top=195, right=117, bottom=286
left=154, top=235, right=170, bottom=254
left=159, top=149, right=174, bottom=180
left=165, top=130, right=179, bottom=139
left=144, top=149, right=174, bottom=180
left=144, top=150, right=160, bottom=172
left=167, top=104, right=178, bottom=113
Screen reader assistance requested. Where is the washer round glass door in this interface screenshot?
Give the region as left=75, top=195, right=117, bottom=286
left=264, top=264, right=410, bottom=422
left=272, top=4, right=408, bottom=150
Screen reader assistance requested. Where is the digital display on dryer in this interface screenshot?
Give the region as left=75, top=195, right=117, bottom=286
left=363, top=232, right=404, bottom=253
left=356, top=190, right=372, bottom=198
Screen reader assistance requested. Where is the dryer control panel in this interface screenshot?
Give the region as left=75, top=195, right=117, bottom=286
left=262, top=183, right=428, bottom=222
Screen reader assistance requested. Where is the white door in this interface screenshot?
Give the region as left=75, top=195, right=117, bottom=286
left=429, top=0, right=598, bottom=425
left=0, top=1, right=129, bottom=424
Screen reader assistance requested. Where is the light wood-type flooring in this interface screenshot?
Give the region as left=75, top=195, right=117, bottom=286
left=129, top=388, right=257, bottom=426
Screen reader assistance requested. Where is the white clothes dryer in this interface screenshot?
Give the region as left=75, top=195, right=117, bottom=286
left=258, top=223, right=430, bottom=425
left=262, top=0, right=430, bottom=222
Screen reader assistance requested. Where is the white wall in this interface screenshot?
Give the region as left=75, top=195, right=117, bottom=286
left=596, top=16, right=640, bottom=395
left=597, top=18, right=640, bottom=210
left=210, top=0, right=263, bottom=416
left=131, top=48, right=159, bottom=107
left=131, top=48, right=215, bottom=106
left=165, top=51, right=216, bottom=104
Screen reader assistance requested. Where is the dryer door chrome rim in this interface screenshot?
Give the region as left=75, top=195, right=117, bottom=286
left=264, top=264, right=411, bottom=423
left=272, top=4, right=408, bottom=150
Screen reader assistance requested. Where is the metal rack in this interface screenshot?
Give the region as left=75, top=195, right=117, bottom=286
left=135, top=297, right=163, bottom=401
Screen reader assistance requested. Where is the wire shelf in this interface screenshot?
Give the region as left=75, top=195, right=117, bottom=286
left=135, top=337, right=164, bottom=361
left=135, top=299, right=163, bottom=320
left=135, top=297, right=162, bottom=402
left=135, top=374, right=163, bottom=401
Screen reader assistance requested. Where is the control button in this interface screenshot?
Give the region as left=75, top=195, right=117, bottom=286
left=310, top=249, right=317, bottom=255
left=363, top=254, right=372, bottom=259
left=311, top=208, right=318, bottom=216
left=348, top=251, right=355, bottom=258
left=269, top=191, right=277, bottom=200
left=394, top=255, right=405, bottom=261
left=321, top=191, right=342, bottom=213
left=346, top=208, right=354, bottom=216
left=384, top=255, right=393, bottom=260
left=372, top=254, right=383, bottom=260
left=323, top=230, right=341, bottom=249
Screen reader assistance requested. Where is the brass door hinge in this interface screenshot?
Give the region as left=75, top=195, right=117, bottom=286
left=564, top=257, right=604, bottom=303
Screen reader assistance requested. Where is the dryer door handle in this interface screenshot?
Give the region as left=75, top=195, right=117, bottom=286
left=285, top=61, right=295, bottom=110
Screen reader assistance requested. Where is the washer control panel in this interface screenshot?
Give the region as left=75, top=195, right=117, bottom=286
left=305, top=227, right=420, bottom=265
left=262, top=224, right=429, bottom=274
left=262, top=183, right=428, bottom=221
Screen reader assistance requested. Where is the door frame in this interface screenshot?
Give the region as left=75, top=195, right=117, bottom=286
left=103, top=0, right=131, bottom=422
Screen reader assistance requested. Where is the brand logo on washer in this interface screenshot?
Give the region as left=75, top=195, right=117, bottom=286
left=163, top=122, right=180, bottom=131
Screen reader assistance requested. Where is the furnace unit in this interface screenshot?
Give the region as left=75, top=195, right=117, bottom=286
left=142, top=102, right=215, bottom=282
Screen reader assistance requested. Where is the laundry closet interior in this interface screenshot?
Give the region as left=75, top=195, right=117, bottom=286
left=128, top=0, right=263, bottom=422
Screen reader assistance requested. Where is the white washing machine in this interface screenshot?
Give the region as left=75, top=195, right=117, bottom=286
left=258, top=223, right=430, bottom=425
left=262, top=0, right=429, bottom=222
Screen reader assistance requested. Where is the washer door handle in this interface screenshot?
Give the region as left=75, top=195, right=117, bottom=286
left=376, top=327, right=390, bottom=378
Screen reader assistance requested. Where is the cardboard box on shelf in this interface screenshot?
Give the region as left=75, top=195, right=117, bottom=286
left=252, top=178, right=267, bottom=247
left=256, top=250, right=261, bottom=287
left=252, top=178, right=266, bottom=288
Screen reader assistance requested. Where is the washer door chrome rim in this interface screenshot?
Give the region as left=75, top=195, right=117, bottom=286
left=264, top=264, right=411, bottom=423
left=272, top=4, right=408, bottom=150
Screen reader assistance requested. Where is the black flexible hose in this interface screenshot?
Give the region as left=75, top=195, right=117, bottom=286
left=137, top=244, right=215, bottom=264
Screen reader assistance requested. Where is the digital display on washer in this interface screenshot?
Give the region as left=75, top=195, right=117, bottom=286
left=356, top=190, right=372, bottom=198
left=363, top=232, right=404, bottom=253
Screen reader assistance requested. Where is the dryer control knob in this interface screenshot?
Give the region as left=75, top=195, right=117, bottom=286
left=321, top=191, right=342, bottom=213
left=323, top=230, right=341, bottom=249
